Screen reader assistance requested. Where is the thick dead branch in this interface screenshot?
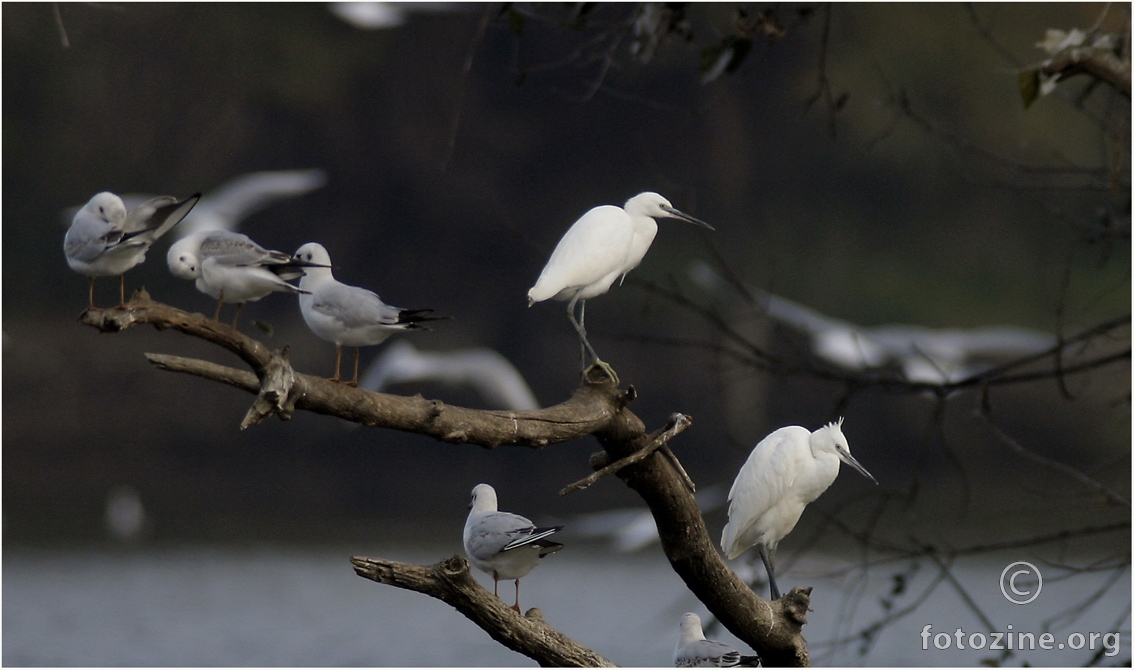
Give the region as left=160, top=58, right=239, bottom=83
left=81, top=291, right=812, bottom=666
left=351, top=555, right=615, bottom=667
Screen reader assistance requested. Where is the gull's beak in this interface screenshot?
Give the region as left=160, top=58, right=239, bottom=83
left=839, top=449, right=878, bottom=485
left=661, top=205, right=715, bottom=231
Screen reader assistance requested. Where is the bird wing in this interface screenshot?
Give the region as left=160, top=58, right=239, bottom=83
left=310, top=281, right=403, bottom=328
left=199, top=231, right=268, bottom=264
left=64, top=215, right=122, bottom=262
left=465, top=511, right=537, bottom=560
left=678, top=639, right=742, bottom=667
left=124, top=194, right=201, bottom=240
left=723, top=428, right=803, bottom=555
left=534, top=205, right=634, bottom=294
left=197, top=230, right=293, bottom=268
left=202, top=169, right=327, bottom=227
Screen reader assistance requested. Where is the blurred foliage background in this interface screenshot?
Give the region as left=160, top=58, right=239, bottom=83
left=2, top=3, right=1128, bottom=550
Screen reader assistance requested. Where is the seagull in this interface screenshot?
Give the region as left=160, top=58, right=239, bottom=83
left=721, top=418, right=877, bottom=600
left=64, top=191, right=201, bottom=309
left=167, top=230, right=326, bottom=327
left=294, top=242, right=446, bottom=385
left=673, top=613, right=761, bottom=667
left=63, top=169, right=326, bottom=239
left=463, top=483, right=563, bottom=612
left=357, top=340, right=540, bottom=410
left=527, top=192, right=713, bottom=381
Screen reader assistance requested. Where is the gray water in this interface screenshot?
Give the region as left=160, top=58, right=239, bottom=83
left=4, top=543, right=1128, bottom=666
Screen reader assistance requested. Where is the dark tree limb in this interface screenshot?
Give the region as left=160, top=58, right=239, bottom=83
left=351, top=555, right=616, bottom=667
left=80, top=290, right=813, bottom=667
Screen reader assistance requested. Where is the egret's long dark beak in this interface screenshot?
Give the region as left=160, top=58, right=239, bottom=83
left=661, top=205, right=715, bottom=231
left=840, top=450, right=878, bottom=485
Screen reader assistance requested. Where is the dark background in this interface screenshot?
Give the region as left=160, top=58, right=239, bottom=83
left=3, top=3, right=1128, bottom=549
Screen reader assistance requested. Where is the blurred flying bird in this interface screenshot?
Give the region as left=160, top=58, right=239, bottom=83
left=358, top=340, right=540, bottom=410
left=63, top=169, right=326, bottom=239
left=721, top=418, right=877, bottom=600
left=688, top=260, right=1057, bottom=384
left=569, top=484, right=726, bottom=553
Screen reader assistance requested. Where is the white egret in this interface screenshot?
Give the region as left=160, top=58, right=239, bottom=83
left=64, top=191, right=201, bottom=309
left=721, top=418, right=877, bottom=600
left=463, top=483, right=563, bottom=612
left=293, top=242, right=445, bottom=385
left=168, top=230, right=326, bottom=327
left=358, top=340, right=540, bottom=411
left=673, top=612, right=761, bottom=667
left=527, top=192, right=713, bottom=379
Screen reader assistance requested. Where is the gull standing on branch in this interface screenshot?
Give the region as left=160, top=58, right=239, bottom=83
left=527, top=192, right=713, bottom=382
left=294, top=242, right=445, bottom=386
left=673, top=612, right=761, bottom=667
left=463, top=483, right=563, bottom=612
left=721, top=418, right=877, bottom=600
left=167, top=230, right=328, bottom=327
left=64, top=191, right=201, bottom=309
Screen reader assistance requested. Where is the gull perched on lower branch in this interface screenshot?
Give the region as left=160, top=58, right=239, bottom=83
left=463, top=483, right=563, bottom=612
left=673, top=612, right=761, bottom=667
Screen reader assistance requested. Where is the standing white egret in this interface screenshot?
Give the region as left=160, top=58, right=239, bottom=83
left=293, top=242, right=445, bottom=385
left=168, top=230, right=328, bottom=327
left=527, top=192, right=713, bottom=379
left=463, top=483, right=563, bottom=612
left=673, top=612, right=761, bottom=667
left=720, top=418, right=877, bottom=600
left=64, top=191, right=201, bottom=309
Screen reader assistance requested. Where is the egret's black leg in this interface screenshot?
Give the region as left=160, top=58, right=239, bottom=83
left=760, top=546, right=781, bottom=600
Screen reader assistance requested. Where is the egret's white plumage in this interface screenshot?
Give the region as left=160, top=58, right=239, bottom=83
left=673, top=613, right=760, bottom=667
left=294, top=242, right=444, bottom=385
left=64, top=191, right=201, bottom=308
left=463, top=483, right=563, bottom=612
left=167, top=230, right=326, bottom=327
left=528, top=192, right=712, bottom=376
left=358, top=340, right=540, bottom=411
left=721, top=418, right=876, bottom=600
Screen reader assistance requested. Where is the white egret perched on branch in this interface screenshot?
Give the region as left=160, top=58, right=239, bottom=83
left=64, top=191, right=201, bottom=309
left=294, top=242, right=446, bottom=386
left=527, top=192, right=713, bottom=382
left=721, top=418, right=877, bottom=600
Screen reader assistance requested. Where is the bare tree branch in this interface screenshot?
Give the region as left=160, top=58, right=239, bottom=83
left=350, top=555, right=615, bottom=667
left=80, top=289, right=814, bottom=667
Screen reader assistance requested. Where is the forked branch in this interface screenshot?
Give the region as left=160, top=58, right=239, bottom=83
left=79, top=289, right=812, bottom=667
